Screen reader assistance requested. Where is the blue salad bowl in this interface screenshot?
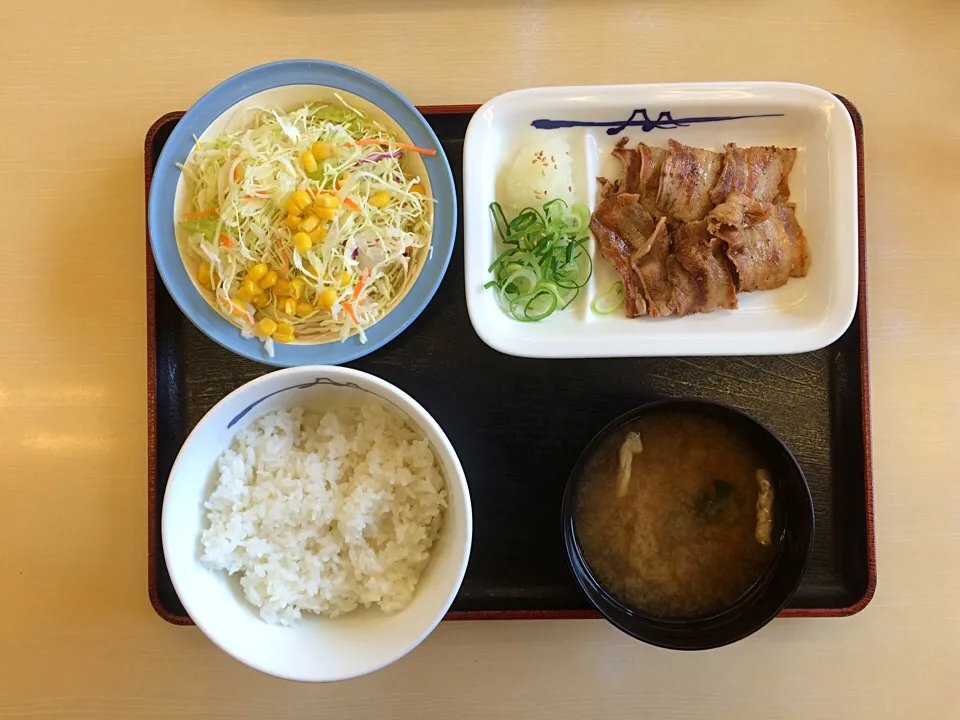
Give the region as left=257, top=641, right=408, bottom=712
left=148, top=60, right=457, bottom=367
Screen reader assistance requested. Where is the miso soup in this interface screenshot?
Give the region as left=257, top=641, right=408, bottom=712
left=574, top=412, right=776, bottom=617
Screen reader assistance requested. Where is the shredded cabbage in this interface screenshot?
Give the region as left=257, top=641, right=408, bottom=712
left=176, top=100, right=433, bottom=352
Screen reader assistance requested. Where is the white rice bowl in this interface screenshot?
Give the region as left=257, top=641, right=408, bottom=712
left=162, top=365, right=471, bottom=682
left=200, top=402, right=447, bottom=626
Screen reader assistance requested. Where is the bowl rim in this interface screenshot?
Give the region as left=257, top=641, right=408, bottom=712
left=148, top=59, right=457, bottom=367
left=161, top=365, right=473, bottom=681
left=561, top=398, right=815, bottom=650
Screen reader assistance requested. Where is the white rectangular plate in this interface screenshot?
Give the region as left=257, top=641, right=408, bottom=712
left=462, top=82, right=858, bottom=357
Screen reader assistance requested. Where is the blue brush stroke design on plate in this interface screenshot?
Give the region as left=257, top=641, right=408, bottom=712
left=531, top=108, right=785, bottom=135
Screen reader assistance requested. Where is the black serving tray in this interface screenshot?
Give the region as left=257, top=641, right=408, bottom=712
left=146, top=102, right=875, bottom=625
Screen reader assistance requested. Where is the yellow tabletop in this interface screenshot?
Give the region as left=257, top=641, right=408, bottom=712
left=1, top=0, right=957, bottom=716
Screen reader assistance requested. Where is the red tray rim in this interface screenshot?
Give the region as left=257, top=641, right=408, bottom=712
left=145, top=99, right=876, bottom=625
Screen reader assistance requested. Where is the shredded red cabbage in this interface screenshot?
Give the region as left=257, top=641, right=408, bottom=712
left=357, top=151, right=404, bottom=165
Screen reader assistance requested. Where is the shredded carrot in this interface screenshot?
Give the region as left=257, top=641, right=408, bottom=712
left=223, top=298, right=253, bottom=326
left=393, top=142, right=438, bottom=156
left=219, top=234, right=235, bottom=248
left=183, top=208, right=217, bottom=219
left=233, top=164, right=244, bottom=182
left=342, top=301, right=359, bottom=324
left=347, top=138, right=437, bottom=156
left=343, top=197, right=361, bottom=212
left=353, top=271, right=369, bottom=299
left=243, top=192, right=268, bottom=199
left=279, top=246, right=289, bottom=275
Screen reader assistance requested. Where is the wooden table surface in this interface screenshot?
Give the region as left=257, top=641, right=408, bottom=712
left=1, top=0, right=957, bottom=717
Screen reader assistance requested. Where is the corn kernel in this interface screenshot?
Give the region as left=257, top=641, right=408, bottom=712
left=293, top=232, right=313, bottom=254
left=289, top=278, right=306, bottom=300
left=245, top=263, right=269, bottom=284
left=292, top=189, right=312, bottom=211
left=273, top=279, right=291, bottom=297
left=310, top=223, right=328, bottom=241
left=335, top=172, right=351, bottom=190
left=318, top=288, right=338, bottom=310
left=197, top=261, right=213, bottom=289
left=410, top=184, right=426, bottom=194
left=252, top=293, right=270, bottom=309
left=295, top=301, right=314, bottom=318
left=274, top=322, right=295, bottom=343
left=369, top=191, right=391, bottom=208
left=316, top=207, right=337, bottom=221
left=278, top=297, right=297, bottom=315
left=301, top=151, right=318, bottom=174
left=298, top=214, right=320, bottom=233
left=286, top=197, right=302, bottom=217
left=311, top=141, right=333, bottom=160
left=338, top=271, right=352, bottom=287
left=285, top=213, right=302, bottom=230
left=237, top=279, right=260, bottom=302
left=257, top=317, right=278, bottom=336
left=315, top=193, right=340, bottom=210
left=258, top=270, right=279, bottom=290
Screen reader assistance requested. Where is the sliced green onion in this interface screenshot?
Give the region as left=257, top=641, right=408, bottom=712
left=512, top=288, right=558, bottom=321
left=490, top=202, right=510, bottom=240
left=591, top=281, right=626, bottom=315
left=486, top=200, right=593, bottom=322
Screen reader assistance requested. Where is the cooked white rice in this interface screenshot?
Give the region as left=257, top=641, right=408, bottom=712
left=199, top=401, right=447, bottom=625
